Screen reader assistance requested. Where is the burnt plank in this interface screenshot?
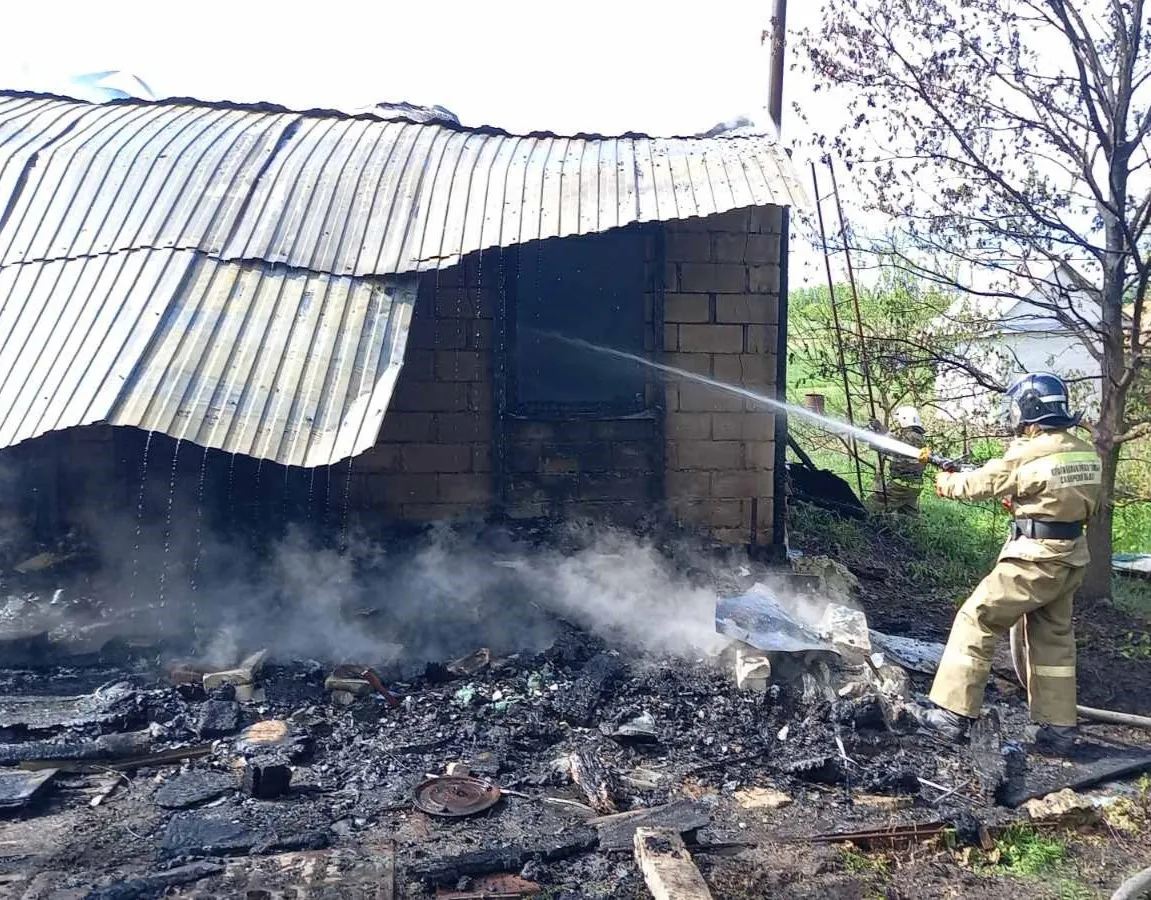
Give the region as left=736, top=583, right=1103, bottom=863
left=634, top=828, right=713, bottom=900
left=595, top=799, right=711, bottom=852
left=568, top=746, right=620, bottom=814
left=408, top=827, right=598, bottom=886
left=0, top=731, right=152, bottom=767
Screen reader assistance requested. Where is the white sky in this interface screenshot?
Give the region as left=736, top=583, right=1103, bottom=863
left=1, top=0, right=838, bottom=282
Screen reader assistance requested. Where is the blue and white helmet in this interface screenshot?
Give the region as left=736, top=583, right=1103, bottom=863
left=1004, top=372, right=1078, bottom=432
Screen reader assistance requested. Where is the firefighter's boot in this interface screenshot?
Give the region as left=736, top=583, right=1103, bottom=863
left=910, top=702, right=973, bottom=741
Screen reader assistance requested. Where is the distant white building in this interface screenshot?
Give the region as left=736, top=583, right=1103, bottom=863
left=934, top=262, right=1102, bottom=423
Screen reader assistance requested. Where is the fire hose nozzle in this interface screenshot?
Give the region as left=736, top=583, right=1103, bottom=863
left=920, top=448, right=967, bottom=472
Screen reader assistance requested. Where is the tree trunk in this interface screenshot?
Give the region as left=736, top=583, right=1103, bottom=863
left=1082, top=462, right=1116, bottom=601
left=1077, top=389, right=1123, bottom=607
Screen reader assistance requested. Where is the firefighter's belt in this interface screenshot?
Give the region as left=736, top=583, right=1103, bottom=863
left=1010, top=519, right=1084, bottom=540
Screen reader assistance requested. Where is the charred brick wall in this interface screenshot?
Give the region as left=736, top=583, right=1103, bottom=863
left=661, top=207, right=782, bottom=546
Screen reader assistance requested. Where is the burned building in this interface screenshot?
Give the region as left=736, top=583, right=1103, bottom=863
left=0, top=91, right=804, bottom=556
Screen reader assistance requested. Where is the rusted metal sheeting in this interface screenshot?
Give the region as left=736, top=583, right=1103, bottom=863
left=0, top=248, right=416, bottom=467
left=0, top=93, right=806, bottom=276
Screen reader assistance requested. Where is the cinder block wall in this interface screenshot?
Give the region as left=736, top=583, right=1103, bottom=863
left=502, top=231, right=661, bottom=524
left=348, top=257, right=497, bottom=521
left=661, top=206, right=782, bottom=546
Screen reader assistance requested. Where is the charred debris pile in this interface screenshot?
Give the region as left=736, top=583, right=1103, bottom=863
left=1, top=523, right=1150, bottom=899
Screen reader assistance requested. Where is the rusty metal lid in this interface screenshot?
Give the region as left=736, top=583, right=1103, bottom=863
left=413, top=776, right=501, bottom=817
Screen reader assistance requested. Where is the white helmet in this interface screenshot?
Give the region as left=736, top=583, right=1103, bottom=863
left=894, top=406, right=924, bottom=431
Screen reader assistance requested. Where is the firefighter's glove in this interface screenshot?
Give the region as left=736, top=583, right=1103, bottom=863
left=935, top=472, right=953, bottom=498
left=1001, top=496, right=1014, bottom=513
left=867, top=418, right=883, bottom=433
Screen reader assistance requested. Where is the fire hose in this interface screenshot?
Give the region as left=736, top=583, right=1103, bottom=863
left=1008, top=624, right=1151, bottom=730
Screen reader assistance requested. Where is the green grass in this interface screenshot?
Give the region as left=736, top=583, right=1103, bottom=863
left=984, top=825, right=1068, bottom=877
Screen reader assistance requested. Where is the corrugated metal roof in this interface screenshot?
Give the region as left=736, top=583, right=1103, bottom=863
left=0, top=91, right=802, bottom=465
left=0, top=248, right=416, bottom=466
left=0, top=93, right=806, bottom=275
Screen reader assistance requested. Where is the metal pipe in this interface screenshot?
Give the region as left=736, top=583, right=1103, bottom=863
left=827, top=158, right=884, bottom=505
left=767, top=0, right=788, bottom=135
left=811, top=163, right=866, bottom=498
left=771, top=207, right=791, bottom=559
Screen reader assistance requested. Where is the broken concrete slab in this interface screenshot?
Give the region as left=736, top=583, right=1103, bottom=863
left=82, top=860, right=225, bottom=900
left=447, top=648, right=493, bottom=677
left=731, top=642, right=771, bottom=693
left=324, top=675, right=373, bottom=697
left=819, top=604, right=871, bottom=656
left=0, top=682, right=139, bottom=733
left=197, top=700, right=241, bottom=738
left=790, top=555, right=859, bottom=601
left=202, top=649, right=268, bottom=692
left=153, top=771, right=235, bottom=809
left=0, top=767, right=57, bottom=810
left=1023, top=788, right=1101, bottom=827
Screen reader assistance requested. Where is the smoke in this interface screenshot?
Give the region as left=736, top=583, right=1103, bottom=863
left=20, top=490, right=743, bottom=668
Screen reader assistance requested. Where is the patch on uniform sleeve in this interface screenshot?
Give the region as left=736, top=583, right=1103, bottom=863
left=1025, top=451, right=1102, bottom=489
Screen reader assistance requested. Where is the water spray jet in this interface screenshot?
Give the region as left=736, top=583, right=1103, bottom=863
left=537, top=331, right=967, bottom=469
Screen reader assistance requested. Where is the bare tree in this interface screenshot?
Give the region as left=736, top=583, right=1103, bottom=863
left=799, top=0, right=1151, bottom=599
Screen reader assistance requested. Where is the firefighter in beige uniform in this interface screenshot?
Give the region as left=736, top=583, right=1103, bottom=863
left=913, top=373, right=1101, bottom=756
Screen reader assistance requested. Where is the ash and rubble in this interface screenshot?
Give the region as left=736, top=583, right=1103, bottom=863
left=0, top=520, right=1145, bottom=899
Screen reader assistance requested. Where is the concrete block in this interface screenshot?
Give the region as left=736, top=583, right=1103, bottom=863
left=744, top=324, right=779, bottom=354
left=677, top=381, right=743, bottom=412
left=665, top=231, right=712, bottom=262
left=711, top=470, right=769, bottom=498
left=715, top=233, right=778, bottom=265
left=711, top=412, right=775, bottom=441
left=377, top=411, right=436, bottom=443
left=673, top=440, right=743, bottom=470
left=665, top=412, right=712, bottom=441
left=435, top=350, right=488, bottom=382
left=748, top=264, right=781, bottom=294
left=579, top=472, right=650, bottom=501
left=401, top=443, right=471, bottom=474
left=663, top=324, right=679, bottom=351
left=665, top=469, right=712, bottom=499
left=664, top=293, right=711, bottom=323
left=663, top=352, right=712, bottom=376
left=438, top=473, right=493, bottom=503
left=680, top=263, right=746, bottom=294
left=436, top=412, right=492, bottom=443
left=677, top=324, right=743, bottom=354
left=712, top=353, right=773, bottom=384
left=716, top=294, right=778, bottom=325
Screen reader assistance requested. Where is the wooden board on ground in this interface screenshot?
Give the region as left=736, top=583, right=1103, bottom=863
left=999, top=743, right=1151, bottom=808
left=594, top=800, right=711, bottom=852
left=633, top=827, right=713, bottom=900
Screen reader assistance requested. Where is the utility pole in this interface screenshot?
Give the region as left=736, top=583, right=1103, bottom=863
left=767, top=0, right=790, bottom=559
left=766, top=0, right=788, bottom=135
